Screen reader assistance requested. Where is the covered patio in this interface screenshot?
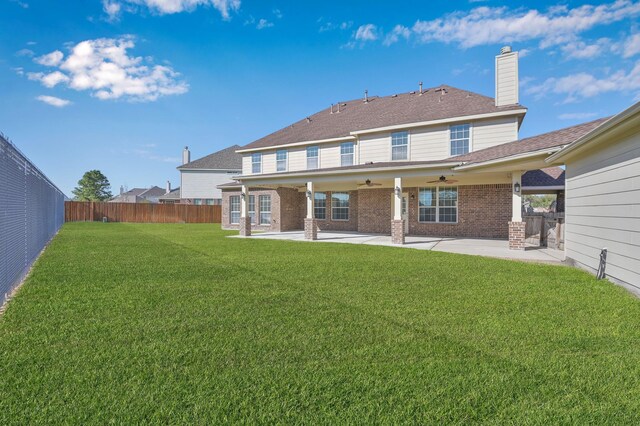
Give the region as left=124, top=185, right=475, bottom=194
left=232, top=230, right=565, bottom=263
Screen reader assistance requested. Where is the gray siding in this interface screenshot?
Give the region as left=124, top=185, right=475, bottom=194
left=180, top=170, right=240, bottom=200
left=564, top=128, right=640, bottom=288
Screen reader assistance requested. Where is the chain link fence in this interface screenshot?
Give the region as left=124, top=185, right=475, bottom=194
left=1, top=133, right=65, bottom=306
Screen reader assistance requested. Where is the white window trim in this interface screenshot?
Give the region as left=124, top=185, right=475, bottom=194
left=259, top=194, right=271, bottom=225
left=251, top=153, right=262, bottom=174
left=390, top=130, right=411, bottom=161
left=330, top=192, right=350, bottom=221
left=276, top=149, right=288, bottom=172
left=418, top=186, right=459, bottom=224
left=340, top=142, right=355, bottom=167
left=314, top=192, right=327, bottom=221
left=229, top=195, right=241, bottom=224
left=307, top=145, right=320, bottom=170
left=448, top=123, right=473, bottom=157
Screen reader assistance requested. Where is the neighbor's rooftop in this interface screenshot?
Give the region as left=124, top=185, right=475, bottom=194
left=178, top=145, right=243, bottom=170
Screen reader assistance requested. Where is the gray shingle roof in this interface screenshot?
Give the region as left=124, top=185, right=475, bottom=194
left=522, top=167, right=565, bottom=187
left=158, top=187, right=181, bottom=200
left=241, top=85, right=526, bottom=150
left=453, top=117, right=610, bottom=165
left=178, top=145, right=243, bottom=170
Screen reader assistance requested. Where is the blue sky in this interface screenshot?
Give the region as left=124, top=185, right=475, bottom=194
left=1, top=0, right=640, bottom=195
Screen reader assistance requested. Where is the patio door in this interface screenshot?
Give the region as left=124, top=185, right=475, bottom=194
left=390, top=193, right=410, bottom=234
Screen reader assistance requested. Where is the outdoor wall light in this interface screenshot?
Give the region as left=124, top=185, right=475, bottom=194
left=241, top=192, right=246, bottom=198
left=395, top=186, right=401, bottom=196
left=306, top=190, right=312, bottom=198
left=514, top=182, right=521, bottom=193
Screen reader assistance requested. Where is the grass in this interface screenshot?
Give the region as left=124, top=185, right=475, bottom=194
left=1, top=223, right=640, bottom=424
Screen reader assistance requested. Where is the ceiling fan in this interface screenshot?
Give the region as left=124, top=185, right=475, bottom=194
left=357, top=179, right=382, bottom=187
left=427, top=175, right=458, bottom=184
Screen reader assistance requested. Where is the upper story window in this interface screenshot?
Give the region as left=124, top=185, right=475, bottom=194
left=251, top=153, right=262, bottom=174
left=391, top=131, right=409, bottom=161
left=340, top=142, right=354, bottom=167
left=450, top=124, right=470, bottom=156
left=276, top=150, right=287, bottom=172
left=307, top=146, right=319, bottom=170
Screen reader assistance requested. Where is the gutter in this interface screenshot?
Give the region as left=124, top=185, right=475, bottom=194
left=236, top=136, right=357, bottom=153
left=453, top=147, right=562, bottom=171
left=350, top=109, right=528, bottom=136
left=235, top=161, right=464, bottom=181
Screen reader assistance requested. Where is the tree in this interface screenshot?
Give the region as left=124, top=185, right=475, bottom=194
left=72, top=170, right=113, bottom=201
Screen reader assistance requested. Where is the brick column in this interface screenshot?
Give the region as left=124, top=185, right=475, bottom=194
left=239, top=216, right=251, bottom=237
left=391, top=219, right=405, bottom=245
left=508, top=221, right=525, bottom=250
left=304, top=218, right=317, bottom=240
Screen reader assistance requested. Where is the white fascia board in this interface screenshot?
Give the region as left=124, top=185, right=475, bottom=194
left=546, top=103, right=639, bottom=163
left=236, top=136, right=356, bottom=153
left=522, top=185, right=565, bottom=191
left=349, top=109, right=527, bottom=136
left=235, top=162, right=463, bottom=181
left=178, top=168, right=242, bottom=172
left=453, top=148, right=561, bottom=171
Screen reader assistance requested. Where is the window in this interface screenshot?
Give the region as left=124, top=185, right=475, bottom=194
left=205, top=199, right=214, bottom=205
left=418, top=187, right=458, bottom=223
left=314, top=192, right=326, bottom=220
left=331, top=192, right=349, bottom=221
left=340, top=142, right=354, bottom=167
left=259, top=195, right=271, bottom=225
left=248, top=195, right=256, bottom=224
left=391, top=131, right=409, bottom=160
left=230, top=196, right=240, bottom=224
left=307, top=146, right=319, bottom=169
left=194, top=198, right=202, bottom=205
left=450, top=124, right=470, bottom=156
left=276, top=150, right=287, bottom=172
left=252, top=153, right=262, bottom=174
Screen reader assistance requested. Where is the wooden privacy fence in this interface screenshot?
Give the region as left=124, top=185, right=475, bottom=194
left=65, top=201, right=221, bottom=224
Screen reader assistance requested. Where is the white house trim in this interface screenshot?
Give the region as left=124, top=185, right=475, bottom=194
left=236, top=136, right=357, bottom=153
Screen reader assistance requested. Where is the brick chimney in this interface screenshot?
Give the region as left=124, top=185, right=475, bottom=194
left=495, top=46, right=519, bottom=107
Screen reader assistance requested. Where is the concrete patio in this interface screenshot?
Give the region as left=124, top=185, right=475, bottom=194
left=232, top=231, right=565, bottom=264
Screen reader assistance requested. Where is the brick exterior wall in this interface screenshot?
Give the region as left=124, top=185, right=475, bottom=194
left=315, top=191, right=359, bottom=232
left=357, top=188, right=392, bottom=234
left=222, top=183, right=512, bottom=239
left=222, top=188, right=282, bottom=232
left=391, top=219, right=405, bottom=244
left=407, top=184, right=512, bottom=239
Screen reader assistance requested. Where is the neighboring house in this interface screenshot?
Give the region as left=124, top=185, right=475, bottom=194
left=158, top=187, right=181, bottom=204
left=547, top=101, right=640, bottom=290
left=110, top=185, right=167, bottom=203
left=178, top=145, right=242, bottom=205
left=219, top=46, right=608, bottom=250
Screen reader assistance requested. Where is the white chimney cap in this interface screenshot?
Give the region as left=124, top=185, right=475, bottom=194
left=500, top=46, right=512, bottom=55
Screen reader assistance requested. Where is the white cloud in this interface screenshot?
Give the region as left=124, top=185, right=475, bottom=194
left=558, top=112, right=598, bottom=120
left=36, top=95, right=71, bottom=107
left=103, top=0, right=121, bottom=20
left=623, top=33, right=640, bottom=58
left=319, top=19, right=352, bottom=33
left=103, top=0, right=240, bottom=20
left=256, top=18, right=273, bottom=30
left=355, top=24, right=378, bottom=42
left=16, top=48, right=34, bottom=57
left=560, top=38, right=612, bottom=59
left=411, top=1, right=640, bottom=49
left=383, top=25, right=411, bottom=46
left=26, top=37, right=188, bottom=102
left=525, top=61, right=640, bottom=102
left=34, top=50, right=64, bottom=66
left=518, top=48, right=531, bottom=58
left=28, top=71, right=70, bottom=88
left=272, top=8, right=282, bottom=19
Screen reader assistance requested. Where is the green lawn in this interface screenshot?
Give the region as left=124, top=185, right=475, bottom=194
left=1, top=223, right=639, bottom=424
